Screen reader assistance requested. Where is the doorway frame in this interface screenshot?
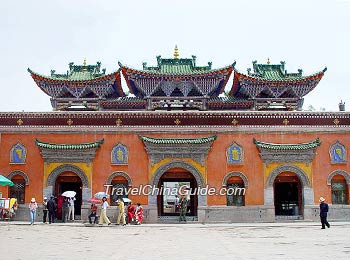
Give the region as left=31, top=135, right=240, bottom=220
left=44, top=164, right=90, bottom=205
left=264, top=164, right=314, bottom=215
left=149, top=160, right=206, bottom=215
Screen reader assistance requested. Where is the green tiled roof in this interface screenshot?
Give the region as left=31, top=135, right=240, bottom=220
left=140, top=135, right=217, bottom=144
left=253, top=138, right=321, bottom=150
left=35, top=139, right=104, bottom=149
left=142, top=55, right=212, bottom=75
left=27, top=62, right=117, bottom=82
left=51, top=62, right=106, bottom=80
left=248, top=61, right=304, bottom=81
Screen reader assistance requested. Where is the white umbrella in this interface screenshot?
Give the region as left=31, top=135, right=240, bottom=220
left=61, top=191, right=76, bottom=197
left=94, top=192, right=110, bottom=199
left=122, top=198, right=132, bottom=203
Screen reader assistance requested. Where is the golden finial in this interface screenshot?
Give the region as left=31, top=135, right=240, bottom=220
left=83, top=58, right=87, bottom=66
left=174, top=45, right=179, bottom=59
left=267, top=57, right=270, bottom=64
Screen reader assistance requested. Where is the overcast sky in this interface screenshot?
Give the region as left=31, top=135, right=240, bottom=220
left=0, top=0, right=348, bottom=112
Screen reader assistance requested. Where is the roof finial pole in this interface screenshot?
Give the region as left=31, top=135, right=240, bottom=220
left=267, top=57, right=270, bottom=64
left=174, top=45, right=179, bottom=59
left=83, top=58, right=87, bottom=66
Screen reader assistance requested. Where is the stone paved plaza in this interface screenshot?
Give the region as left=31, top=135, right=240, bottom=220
left=1, top=221, right=349, bottom=260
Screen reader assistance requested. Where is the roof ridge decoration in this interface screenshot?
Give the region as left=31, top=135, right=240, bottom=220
left=119, top=53, right=235, bottom=110
left=254, top=138, right=321, bottom=164
left=28, top=61, right=124, bottom=111
left=35, top=139, right=104, bottom=163
left=140, top=135, right=217, bottom=165
left=28, top=61, right=114, bottom=81
left=174, top=45, right=179, bottom=59
left=230, top=60, right=327, bottom=110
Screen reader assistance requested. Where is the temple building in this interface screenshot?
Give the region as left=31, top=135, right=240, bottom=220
left=1, top=47, right=350, bottom=223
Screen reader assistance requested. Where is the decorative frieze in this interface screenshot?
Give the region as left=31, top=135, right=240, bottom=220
left=254, top=138, right=321, bottom=164
left=140, top=135, right=217, bottom=165
left=35, top=139, right=104, bottom=163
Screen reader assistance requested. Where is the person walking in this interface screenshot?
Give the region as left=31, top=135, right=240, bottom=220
left=68, top=197, right=76, bottom=221
left=29, top=198, right=38, bottom=225
left=61, top=197, right=70, bottom=223
left=47, top=195, right=56, bottom=224
left=116, top=198, right=126, bottom=226
left=135, top=203, right=143, bottom=225
left=178, top=195, right=188, bottom=222
left=127, top=201, right=135, bottom=224
left=319, top=197, right=330, bottom=229
left=42, top=197, right=48, bottom=223
left=98, top=197, right=111, bottom=225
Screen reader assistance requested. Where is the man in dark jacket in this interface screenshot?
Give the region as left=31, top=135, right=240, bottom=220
left=61, top=197, right=70, bottom=223
left=47, top=195, right=57, bottom=224
left=319, top=197, right=330, bottom=229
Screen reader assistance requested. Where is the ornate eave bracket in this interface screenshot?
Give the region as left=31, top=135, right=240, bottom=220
left=140, top=135, right=217, bottom=166
left=253, top=138, right=321, bottom=164
left=35, top=139, right=104, bottom=163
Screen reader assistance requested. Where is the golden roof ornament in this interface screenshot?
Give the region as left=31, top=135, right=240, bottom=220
left=267, top=57, right=270, bottom=64
left=174, top=45, right=179, bottom=59
left=83, top=58, right=87, bottom=66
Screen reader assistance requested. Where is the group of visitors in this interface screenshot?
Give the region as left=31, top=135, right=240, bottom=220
left=60, top=196, right=76, bottom=222
left=30, top=194, right=331, bottom=229
left=126, top=201, right=143, bottom=225
left=29, top=195, right=76, bottom=225
left=88, top=197, right=143, bottom=226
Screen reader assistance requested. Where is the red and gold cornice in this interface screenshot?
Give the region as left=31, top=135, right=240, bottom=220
left=0, top=111, right=349, bottom=127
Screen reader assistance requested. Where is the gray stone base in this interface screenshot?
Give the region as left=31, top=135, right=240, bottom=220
left=10, top=204, right=350, bottom=223
left=304, top=204, right=350, bottom=221
left=199, top=205, right=276, bottom=223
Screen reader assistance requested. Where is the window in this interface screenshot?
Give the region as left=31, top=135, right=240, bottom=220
left=226, top=182, right=245, bottom=206
left=110, top=181, right=128, bottom=206
left=331, top=180, right=348, bottom=204
left=9, top=181, right=25, bottom=204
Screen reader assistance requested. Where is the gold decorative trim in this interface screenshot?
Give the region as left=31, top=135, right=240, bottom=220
left=283, top=119, right=289, bottom=125
left=116, top=118, right=122, bottom=126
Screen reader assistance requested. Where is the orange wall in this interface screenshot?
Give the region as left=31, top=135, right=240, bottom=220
left=1, top=131, right=349, bottom=205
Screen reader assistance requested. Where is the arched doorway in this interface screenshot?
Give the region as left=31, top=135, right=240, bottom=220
left=158, top=169, right=198, bottom=217
left=45, top=164, right=90, bottom=220
left=55, top=171, right=83, bottom=215
left=273, top=172, right=302, bottom=216
left=265, top=164, right=313, bottom=219
left=149, top=160, right=206, bottom=221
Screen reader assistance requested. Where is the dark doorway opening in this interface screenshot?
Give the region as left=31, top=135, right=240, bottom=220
left=274, top=173, right=302, bottom=216
left=157, top=169, right=198, bottom=217
left=55, top=173, right=82, bottom=216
